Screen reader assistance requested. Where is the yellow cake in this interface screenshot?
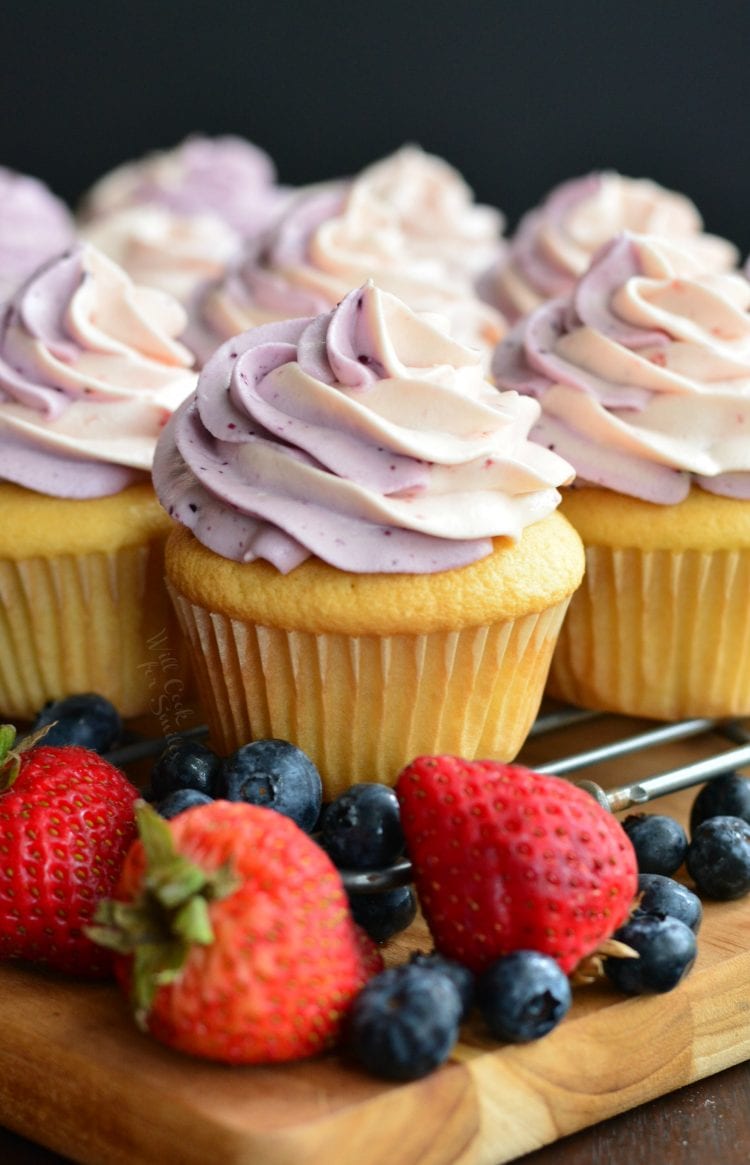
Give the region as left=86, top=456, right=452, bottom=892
left=547, top=487, right=750, bottom=720
left=165, top=512, right=584, bottom=796
left=0, top=482, right=186, bottom=721
left=153, top=282, right=583, bottom=797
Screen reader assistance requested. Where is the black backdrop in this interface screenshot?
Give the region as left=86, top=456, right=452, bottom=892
left=2, top=1, right=749, bottom=255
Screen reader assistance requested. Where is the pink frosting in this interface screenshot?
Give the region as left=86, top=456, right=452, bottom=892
left=487, top=172, right=738, bottom=322
left=154, top=282, right=572, bottom=574
left=185, top=147, right=506, bottom=368
left=0, top=168, right=76, bottom=302
left=0, top=243, right=197, bottom=498
left=492, top=233, right=750, bottom=503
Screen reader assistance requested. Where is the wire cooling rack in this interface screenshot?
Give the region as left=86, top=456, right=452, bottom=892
left=104, top=705, right=750, bottom=894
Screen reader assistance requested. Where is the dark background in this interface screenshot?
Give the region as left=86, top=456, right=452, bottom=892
left=2, top=1, right=749, bottom=256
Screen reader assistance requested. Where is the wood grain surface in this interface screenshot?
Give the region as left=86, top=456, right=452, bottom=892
left=1, top=713, right=749, bottom=1165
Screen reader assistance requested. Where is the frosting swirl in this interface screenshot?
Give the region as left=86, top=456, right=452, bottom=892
left=488, top=172, right=738, bottom=322
left=187, top=147, right=506, bottom=366
left=80, top=134, right=290, bottom=240
left=0, top=168, right=76, bottom=301
left=0, top=243, right=197, bottom=497
left=81, top=204, right=241, bottom=304
left=154, top=282, right=572, bottom=574
left=492, top=232, right=750, bottom=503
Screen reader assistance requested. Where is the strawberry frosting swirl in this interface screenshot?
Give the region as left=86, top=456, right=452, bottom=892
left=487, top=172, right=738, bottom=322
left=492, top=233, right=750, bottom=502
left=186, top=147, right=506, bottom=367
left=0, top=243, right=197, bottom=497
left=154, top=282, right=572, bottom=574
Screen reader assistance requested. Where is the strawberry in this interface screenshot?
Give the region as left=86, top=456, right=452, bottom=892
left=89, top=799, right=384, bottom=1065
left=396, top=756, right=638, bottom=975
left=0, top=725, right=139, bottom=978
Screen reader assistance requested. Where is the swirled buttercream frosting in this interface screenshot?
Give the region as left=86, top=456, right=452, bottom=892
left=488, top=172, right=738, bottom=322
left=187, top=147, right=506, bottom=366
left=81, top=204, right=241, bottom=304
left=0, top=243, right=197, bottom=497
left=80, top=134, right=289, bottom=240
left=0, top=168, right=75, bottom=301
left=154, top=282, right=572, bottom=574
left=492, top=232, right=750, bottom=502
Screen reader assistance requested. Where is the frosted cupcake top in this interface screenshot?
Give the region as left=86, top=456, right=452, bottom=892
left=80, top=204, right=241, bottom=305
left=186, top=146, right=506, bottom=366
left=488, top=172, right=738, bottom=322
left=80, top=134, right=289, bottom=240
left=492, top=232, right=750, bottom=503
left=0, top=243, right=197, bottom=498
left=154, top=282, right=573, bottom=574
left=0, top=167, right=76, bottom=301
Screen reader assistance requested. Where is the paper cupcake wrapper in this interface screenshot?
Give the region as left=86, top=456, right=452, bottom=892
left=548, top=544, right=750, bottom=720
left=169, top=587, right=572, bottom=797
left=0, top=544, right=186, bottom=722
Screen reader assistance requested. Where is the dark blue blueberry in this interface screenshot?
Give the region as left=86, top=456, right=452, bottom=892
left=320, top=783, right=404, bottom=870
left=217, top=738, right=322, bottom=832
left=634, top=873, right=703, bottom=933
left=476, top=951, right=572, bottom=1042
left=604, top=914, right=697, bottom=993
left=156, top=789, right=214, bottom=819
left=621, top=813, right=688, bottom=876
left=150, top=738, right=221, bottom=800
left=686, top=815, right=750, bottom=900
left=690, top=773, right=750, bottom=836
left=348, top=886, right=417, bottom=943
left=31, top=692, right=122, bottom=753
left=408, top=950, right=476, bottom=1021
left=345, top=964, right=462, bottom=1081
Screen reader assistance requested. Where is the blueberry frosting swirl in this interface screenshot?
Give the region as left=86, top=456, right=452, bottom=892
left=492, top=233, right=750, bottom=503
left=187, top=147, right=506, bottom=367
left=488, top=172, right=738, bottom=322
left=0, top=167, right=75, bottom=301
left=0, top=243, right=197, bottom=497
left=154, top=282, right=572, bottom=574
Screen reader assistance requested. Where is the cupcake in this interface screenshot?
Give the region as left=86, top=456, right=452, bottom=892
left=493, top=231, right=750, bottom=720
left=186, top=145, right=506, bottom=367
left=485, top=171, right=737, bottom=323
left=153, top=282, right=583, bottom=797
left=0, top=243, right=197, bottom=721
left=0, top=167, right=76, bottom=301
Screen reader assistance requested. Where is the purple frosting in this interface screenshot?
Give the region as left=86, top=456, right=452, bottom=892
left=0, top=168, right=75, bottom=301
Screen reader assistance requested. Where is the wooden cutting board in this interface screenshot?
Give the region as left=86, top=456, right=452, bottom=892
left=2, top=714, right=750, bottom=1165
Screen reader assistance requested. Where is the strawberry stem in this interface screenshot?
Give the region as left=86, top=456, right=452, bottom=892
left=87, top=801, right=239, bottom=1027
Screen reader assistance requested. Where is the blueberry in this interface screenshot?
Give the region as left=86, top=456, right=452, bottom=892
left=604, top=914, right=697, bottom=993
left=217, top=738, right=322, bottom=832
left=320, top=783, right=404, bottom=870
left=690, top=773, right=750, bottom=835
left=634, top=873, right=703, bottom=933
left=408, top=950, right=476, bottom=1021
left=348, top=886, right=417, bottom=943
left=686, top=815, right=750, bottom=899
left=345, top=964, right=462, bottom=1080
left=150, top=738, right=221, bottom=800
left=476, top=951, right=572, bottom=1042
left=156, top=789, right=214, bottom=819
left=621, top=813, right=688, bottom=876
left=30, top=692, right=122, bottom=753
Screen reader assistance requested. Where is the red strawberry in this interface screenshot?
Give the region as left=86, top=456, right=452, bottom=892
left=0, top=725, right=139, bottom=978
left=90, top=799, right=384, bottom=1065
left=396, top=756, right=638, bottom=975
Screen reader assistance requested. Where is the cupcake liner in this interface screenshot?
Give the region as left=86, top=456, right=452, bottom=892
left=0, top=543, right=186, bottom=722
left=547, top=544, right=750, bottom=720
left=169, top=585, right=572, bottom=797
